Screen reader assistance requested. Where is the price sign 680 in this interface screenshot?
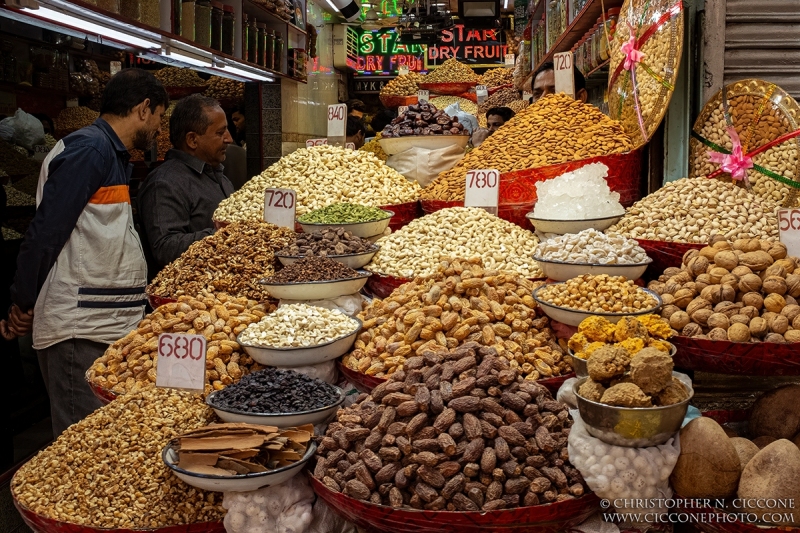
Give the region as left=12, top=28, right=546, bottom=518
left=778, top=208, right=800, bottom=258
left=158, top=333, right=205, bottom=360
left=156, top=333, right=207, bottom=392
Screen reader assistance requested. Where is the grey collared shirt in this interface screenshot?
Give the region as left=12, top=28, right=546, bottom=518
left=138, top=149, right=234, bottom=268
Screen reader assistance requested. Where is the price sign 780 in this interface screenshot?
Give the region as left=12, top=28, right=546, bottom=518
left=464, top=169, right=500, bottom=214
left=778, top=208, right=800, bottom=258
left=467, top=169, right=498, bottom=189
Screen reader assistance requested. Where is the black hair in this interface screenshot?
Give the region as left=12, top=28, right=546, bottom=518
left=100, top=68, right=169, bottom=117
left=346, top=99, right=366, bottom=113
left=533, top=61, right=586, bottom=93
left=370, top=108, right=396, bottom=133
left=346, top=116, right=366, bottom=137
left=169, top=94, right=222, bottom=148
left=232, top=102, right=246, bottom=117
left=486, top=107, right=515, bottom=122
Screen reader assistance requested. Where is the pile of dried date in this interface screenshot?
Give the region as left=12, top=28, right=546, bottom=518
left=381, top=103, right=467, bottom=137
left=314, top=341, right=586, bottom=511
left=278, top=228, right=377, bottom=257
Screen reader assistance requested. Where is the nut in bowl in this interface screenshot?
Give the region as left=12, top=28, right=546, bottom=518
left=296, top=204, right=395, bottom=239
left=238, top=321, right=361, bottom=367
left=568, top=342, right=676, bottom=379
left=259, top=256, right=371, bottom=300
left=533, top=257, right=652, bottom=283
left=205, top=387, right=345, bottom=427
left=276, top=248, right=379, bottom=270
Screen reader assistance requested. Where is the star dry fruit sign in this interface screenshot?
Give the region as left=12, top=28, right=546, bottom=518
left=347, top=25, right=508, bottom=74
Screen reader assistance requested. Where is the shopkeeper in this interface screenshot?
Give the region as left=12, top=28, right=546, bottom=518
left=1, top=69, right=168, bottom=437
left=138, top=94, right=235, bottom=270
left=346, top=116, right=367, bottom=149
left=471, top=107, right=516, bottom=147
left=530, top=61, right=588, bottom=103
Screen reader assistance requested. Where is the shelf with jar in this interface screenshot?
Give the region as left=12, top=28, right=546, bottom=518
left=240, top=0, right=308, bottom=79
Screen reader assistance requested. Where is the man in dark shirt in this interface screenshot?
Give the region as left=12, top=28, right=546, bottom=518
left=138, top=94, right=234, bottom=269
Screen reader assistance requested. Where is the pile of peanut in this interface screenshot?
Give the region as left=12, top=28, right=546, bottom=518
left=380, top=72, right=423, bottom=97
left=148, top=221, right=294, bottom=301
left=424, top=58, right=480, bottom=83
left=481, top=67, right=513, bottom=88
left=214, top=146, right=420, bottom=221
left=536, top=274, right=659, bottom=313
left=606, top=177, right=780, bottom=243
left=343, top=257, right=568, bottom=381
left=317, top=343, right=585, bottom=510
left=422, top=94, right=633, bottom=200
left=366, top=208, right=542, bottom=279
left=87, top=291, right=269, bottom=394
left=54, top=106, right=99, bottom=135
left=651, top=237, right=800, bottom=343
left=12, top=388, right=224, bottom=529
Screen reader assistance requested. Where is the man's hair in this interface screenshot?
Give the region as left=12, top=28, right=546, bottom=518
left=371, top=108, right=396, bottom=133
left=346, top=116, right=367, bottom=137
left=533, top=61, right=587, bottom=93
left=100, top=68, right=169, bottom=117
left=169, top=94, right=222, bottom=148
left=346, top=99, right=366, bottom=113
left=486, top=107, right=515, bottom=122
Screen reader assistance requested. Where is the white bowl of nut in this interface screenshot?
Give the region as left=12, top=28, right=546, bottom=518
left=260, top=270, right=371, bottom=300
left=379, top=135, right=470, bottom=156
left=205, top=387, right=346, bottom=427
left=276, top=248, right=379, bottom=270
left=533, top=257, right=653, bottom=282
left=297, top=210, right=394, bottom=239
left=525, top=213, right=624, bottom=235
left=532, top=283, right=662, bottom=327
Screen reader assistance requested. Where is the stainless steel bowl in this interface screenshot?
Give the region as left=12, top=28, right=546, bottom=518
left=568, top=343, right=677, bottom=378
left=573, top=372, right=692, bottom=447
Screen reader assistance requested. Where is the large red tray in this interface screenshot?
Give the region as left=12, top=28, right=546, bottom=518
left=147, top=291, right=177, bottom=310
left=671, top=336, right=800, bottom=376
left=13, top=497, right=225, bottom=533
left=337, top=361, right=387, bottom=394
left=536, top=373, right=576, bottom=396
left=418, top=81, right=479, bottom=96
left=85, top=369, right=118, bottom=405
left=365, top=271, right=411, bottom=299
left=310, top=475, right=599, bottom=533
left=636, top=239, right=704, bottom=280
left=380, top=201, right=421, bottom=231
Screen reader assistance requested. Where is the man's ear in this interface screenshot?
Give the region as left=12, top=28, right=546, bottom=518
left=137, top=98, right=152, bottom=120
left=577, top=89, right=589, bottom=103
left=185, top=131, right=198, bottom=150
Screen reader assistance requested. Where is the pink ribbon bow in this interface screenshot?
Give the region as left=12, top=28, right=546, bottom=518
left=708, top=126, right=754, bottom=183
left=620, top=31, right=645, bottom=71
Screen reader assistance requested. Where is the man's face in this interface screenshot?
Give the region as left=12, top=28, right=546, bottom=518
left=132, top=104, right=165, bottom=151
left=486, top=114, right=506, bottom=134
left=349, top=109, right=364, bottom=119
left=532, top=69, right=556, bottom=102
left=232, top=111, right=245, bottom=133
left=191, top=107, right=233, bottom=167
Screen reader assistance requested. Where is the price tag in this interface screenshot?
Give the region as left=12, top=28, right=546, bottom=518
left=345, top=142, right=355, bottom=150
left=464, top=169, right=500, bottom=215
left=263, top=188, right=297, bottom=229
left=398, top=105, right=409, bottom=114
left=553, top=52, right=575, bottom=98
left=779, top=208, right=800, bottom=257
left=522, top=91, right=533, bottom=101
left=155, top=333, right=207, bottom=392
left=417, top=90, right=429, bottom=103
left=66, top=98, right=79, bottom=108
left=327, top=103, right=347, bottom=138
left=33, top=144, right=50, bottom=161
left=110, top=61, right=122, bottom=75
left=306, top=138, right=328, bottom=147
left=476, top=84, right=488, bottom=105
left=505, top=53, right=515, bottom=66
left=398, top=65, right=410, bottom=75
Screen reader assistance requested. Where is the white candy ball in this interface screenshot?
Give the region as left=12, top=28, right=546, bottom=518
left=610, top=477, right=626, bottom=494
left=644, top=486, right=658, bottom=499
left=633, top=456, right=649, bottom=470
left=584, top=455, right=598, bottom=468
left=600, top=455, right=615, bottom=465
left=601, top=463, right=617, bottom=477
left=589, top=463, right=603, bottom=476
left=614, top=456, right=631, bottom=471
left=595, top=474, right=610, bottom=491
left=594, top=444, right=609, bottom=457
left=632, top=476, right=648, bottom=490
left=610, top=447, right=626, bottom=458
left=620, top=469, right=637, bottom=482
left=660, top=466, right=672, bottom=481
left=625, top=448, right=638, bottom=460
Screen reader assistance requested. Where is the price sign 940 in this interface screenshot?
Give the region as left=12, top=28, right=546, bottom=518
left=264, top=188, right=296, bottom=229
left=155, top=333, right=206, bottom=391
left=779, top=208, right=800, bottom=257
left=464, top=169, right=500, bottom=214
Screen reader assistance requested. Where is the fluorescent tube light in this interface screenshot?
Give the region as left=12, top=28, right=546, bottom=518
left=326, top=0, right=340, bottom=11
left=162, top=50, right=212, bottom=68
left=215, top=63, right=275, bottom=82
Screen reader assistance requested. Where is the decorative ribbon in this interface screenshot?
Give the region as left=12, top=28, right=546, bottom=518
left=707, top=126, right=753, bottom=184
left=620, top=26, right=645, bottom=71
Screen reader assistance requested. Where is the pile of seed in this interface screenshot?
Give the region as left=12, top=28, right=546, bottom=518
left=209, top=368, right=340, bottom=413
left=298, top=203, right=390, bottom=224
left=4, top=184, right=35, bottom=206
left=264, top=256, right=360, bottom=283
left=153, top=66, right=206, bottom=87
left=279, top=228, right=376, bottom=257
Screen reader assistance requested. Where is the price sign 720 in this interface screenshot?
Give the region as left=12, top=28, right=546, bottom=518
left=779, top=208, right=800, bottom=257
left=464, top=169, right=500, bottom=214
left=155, top=333, right=207, bottom=391
left=263, top=188, right=296, bottom=229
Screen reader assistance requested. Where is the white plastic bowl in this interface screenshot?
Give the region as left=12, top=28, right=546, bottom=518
left=276, top=248, right=379, bottom=270
left=378, top=135, right=469, bottom=155
left=238, top=318, right=362, bottom=367
left=205, top=386, right=346, bottom=427
left=163, top=440, right=316, bottom=492
left=260, top=271, right=371, bottom=300
left=525, top=213, right=624, bottom=235
left=533, top=257, right=652, bottom=282
left=532, top=284, right=662, bottom=327
left=297, top=210, right=394, bottom=239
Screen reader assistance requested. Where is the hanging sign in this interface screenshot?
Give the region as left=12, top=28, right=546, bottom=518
left=505, top=53, right=515, bottom=66
left=553, top=52, right=575, bottom=98
left=306, top=138, right=328, bottom=147
left=327, top=103, right=347, bottom=138
left=417, top=90, right=430, bottom=103
left=155, top=333, right=207, bottom=392
left=464, top=169, right=500, bottom=214
left=779, top=208, right=800, bottom=257
left=263, top=188, right=297, bottom=229
left=476, top=85, right=488, bottom=105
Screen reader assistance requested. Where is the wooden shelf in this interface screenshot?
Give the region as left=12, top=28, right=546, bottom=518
left=243, top=0, right=307, bottom=36
left=533, top=0, right=622, bottom=72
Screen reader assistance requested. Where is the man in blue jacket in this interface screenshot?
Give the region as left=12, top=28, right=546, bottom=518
left=0, top=69, right=168, bottom=436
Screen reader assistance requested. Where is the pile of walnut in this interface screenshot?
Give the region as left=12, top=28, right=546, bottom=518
left=342, top=258, right=568, bottom=382
left=87, top=291, right=269, bottom=395
left=315, top=341, right=586, bottom=510
left=650, top=237, right=800, bottom=343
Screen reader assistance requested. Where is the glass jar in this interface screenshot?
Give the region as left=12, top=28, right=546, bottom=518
left=222, top=5, right=235, bottom=55
left=242, top=14, right=249, bottom=61
left=257, top=23, right=266, bottom=67
left=265, top=29, right=275, bottom=70
left=597, top=16, right=609, bottom=62
left=606, top=8, right=620, bottom=44
left=141, top=0, right=160, bottom=28
left=195, top=0, right=212, bottom=47
left=274, top=31, right=284, bottom=73
left=181, top=0, right=195, bottom=40
left=98, top=0, right=120, bottom=14
left=211, top=1, right=223, bottom=51
left=248, top=17, right=259, bottom=63
left=587, top=24, right=598, bottom=72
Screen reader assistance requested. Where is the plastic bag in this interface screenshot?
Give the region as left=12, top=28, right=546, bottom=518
left=290, top=361, right=338, bottom=384
left=444, top=103, right=479, bottom=134
left=568, top=411, right=680, bottom=525
left=0, top=109, right=45, bottom=151
left=279, top=294, right=366, bottom=318
left=386, top=144, right=465, bottom=187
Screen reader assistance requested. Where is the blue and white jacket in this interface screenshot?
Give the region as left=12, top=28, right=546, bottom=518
left=11, top=118, right=147, bottom=350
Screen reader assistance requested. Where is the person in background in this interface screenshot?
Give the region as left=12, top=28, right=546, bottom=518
left=231, top=104, right=246, bottom=149
left=530, top=61, right=588, bottom=103
left=0, top=68, right=168, bottom=437
left=138, top=95, right=234, bottom=270
left=470, top=107, right=516, bottom=148
left=369, top=108, right=396, bottom=138
left=346, top=116, right=367, bottom=149
left=346, top=99, right=366, bottom=119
